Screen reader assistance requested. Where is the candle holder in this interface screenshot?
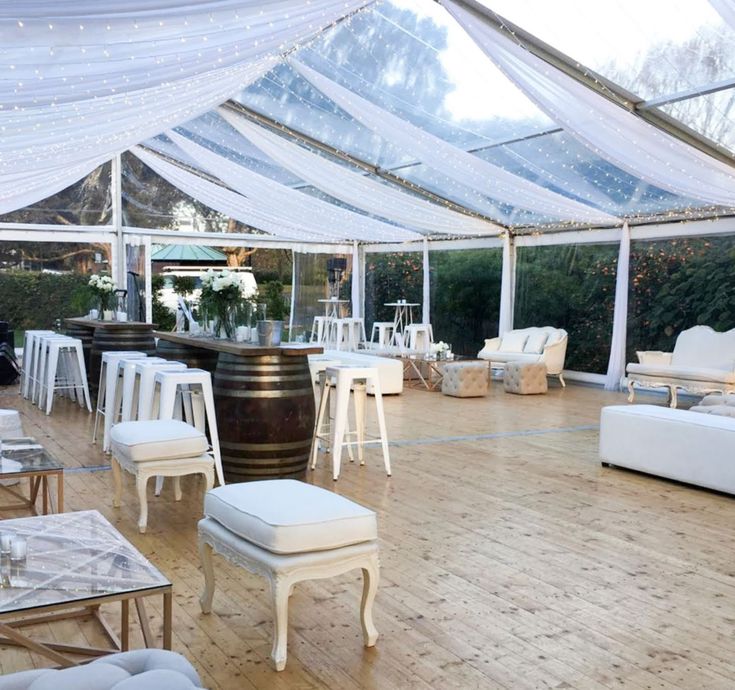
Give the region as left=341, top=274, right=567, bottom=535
left=0, top=532, right=13, bottom=555
left=10, top=536, right=27, bottom=562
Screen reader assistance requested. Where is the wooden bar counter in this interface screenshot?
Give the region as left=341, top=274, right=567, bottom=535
left=154, top=331, right=322, bottom=483
left=65, top=317, right=156, bottom=398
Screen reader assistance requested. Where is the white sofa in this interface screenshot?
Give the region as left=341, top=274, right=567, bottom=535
left=308, top=350, right=403, bottom=395
left=599, top=404, right=735, bottom=494
left=626, top=326, right=735, bottom=408
left=477, top=327, right=568, bottom=386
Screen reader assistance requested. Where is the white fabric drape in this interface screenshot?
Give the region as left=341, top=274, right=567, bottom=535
left=498, top=233, right=515, bottom=336
left=709, top=0, right=735, bottom=29
left=291, top=60, right=619, bottom=226
left=0, top=0, right=370, bottom=214
left=422, top=239, right=431, bottom=324
left=443, top=0, right=735, bottom=208
left=167, top=130, right=422, bottom=242
left=605, top=222, right=631, bottom=391
left=132, top=146, right=354, bottom=243
left=351, top=242, right=362, bottom=319
left=219, top=108, right=500, bottom=237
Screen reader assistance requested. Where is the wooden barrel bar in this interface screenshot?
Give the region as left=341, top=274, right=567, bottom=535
left=214, top=353, right=315, bottom=482
left=156, top=339, right=219, bottom=373
left=66, top=318, right=156, bottom=400
left=154, top=332, right=322, bottom=483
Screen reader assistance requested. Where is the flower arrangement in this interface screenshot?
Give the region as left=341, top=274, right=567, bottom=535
left=430, top=341, right=450, bottom=354
left=199, top=269, right=244, bottom=338
left=88, top=273, right=115, bottom=313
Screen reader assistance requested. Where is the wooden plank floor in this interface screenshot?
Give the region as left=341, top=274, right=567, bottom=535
left=1, top=381, right=734, bottom=689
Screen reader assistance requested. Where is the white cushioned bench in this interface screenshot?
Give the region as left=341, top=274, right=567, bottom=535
left=198, top=479, right=380, bottom=671
left=599, top=404, right=735, bottom=494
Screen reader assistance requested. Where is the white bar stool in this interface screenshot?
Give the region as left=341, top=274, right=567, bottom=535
left=93, top=350, right=147, bottom=450
left=29, top=332, right=67, bottom=404
left=369, top=322, right=395, bottom=351
left=405, top=323, right=434, bottom=352
left=117, top=357, right=168, bottom=423
left=152, top=368, right=225, bottom=487
left=20, top=330, right=54, bottom=399
left=39, top=336, right=91, bottom=415
left=309, top=316, right=329, bottom=344
left=311, top=365, right=391, bottom=481
left=136, top=361, right=189, bottom=422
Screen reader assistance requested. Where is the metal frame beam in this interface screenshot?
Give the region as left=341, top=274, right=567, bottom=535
left=443, top=0, right=735, bottom=169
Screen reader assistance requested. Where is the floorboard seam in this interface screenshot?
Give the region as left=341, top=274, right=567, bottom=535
left=387, top=424, right=599, bottom=447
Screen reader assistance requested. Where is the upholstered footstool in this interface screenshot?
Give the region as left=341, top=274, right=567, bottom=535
left=0, top=649, right=203, bottom=689
left=441, top=361, right=489, bottom=398
left=503, top=361, right=548, bottom=395
left=110, top=420, right=214, bottom=533
left=198, top=480, right=380, bottom=671
left=0, top=409, right=23, bottom=439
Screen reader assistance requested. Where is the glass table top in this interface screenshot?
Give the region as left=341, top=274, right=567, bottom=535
left=0, top=438, right=63, bottom=475
left=0, top=510, right=170, bottom=615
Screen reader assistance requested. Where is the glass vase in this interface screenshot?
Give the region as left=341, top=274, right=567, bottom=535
left=214, top=302, right=236, bottom=339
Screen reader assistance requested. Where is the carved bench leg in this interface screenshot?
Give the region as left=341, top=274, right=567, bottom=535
left=361, top=554, right=380, bottom=647
left=199, top=540, right=215, bottom=614
left=627, top=379, right=636, bottom=403
left=270, top=576, right=290, bottom=671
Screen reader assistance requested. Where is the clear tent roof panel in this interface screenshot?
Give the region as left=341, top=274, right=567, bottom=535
left=485, top=0, right=735, bottom=104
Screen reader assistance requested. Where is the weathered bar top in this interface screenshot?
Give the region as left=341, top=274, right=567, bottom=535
left=154, top=331, right=323, bottom=482
left=153, top=331, right=323, bottom=358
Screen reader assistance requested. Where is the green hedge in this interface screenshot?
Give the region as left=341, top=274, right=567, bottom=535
left=0, top=271, right=91, bottom=331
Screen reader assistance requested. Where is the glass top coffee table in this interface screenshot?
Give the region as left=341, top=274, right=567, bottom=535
left=0, top=510, right=172, bottom=667
left=0, top=437, right=64, bottom=515
left=401, top=354, right=462, bottom=391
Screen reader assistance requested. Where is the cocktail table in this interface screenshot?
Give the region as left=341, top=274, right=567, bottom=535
left=0, top=510, right=172, bottom=667
left=0, top=438, right=64, bottom=515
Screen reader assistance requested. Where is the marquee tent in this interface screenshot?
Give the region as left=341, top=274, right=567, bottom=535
left=1, top=0, right=734, bottom=388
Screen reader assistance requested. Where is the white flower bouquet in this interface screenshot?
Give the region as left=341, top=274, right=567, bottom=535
left=200, top=269, right=244, bottom=338
left=430, top=341, right=450, bottom=354
left=88, top=273, right=115, bottom=313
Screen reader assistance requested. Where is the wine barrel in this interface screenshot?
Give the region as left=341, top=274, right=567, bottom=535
left=213, top=352, right=315, bottom=482
left=65, top=321, right=94, bottom=373
left=156, top=338, right=219, bottom=373
left=89, top=324, right=156, bottom=399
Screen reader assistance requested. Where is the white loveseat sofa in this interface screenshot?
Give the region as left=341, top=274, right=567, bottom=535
left=477, top=327, right=568, bottom=386
left=626, top=326, right=735, bottom=408
left=599, top=404, right=735, bottom=494
left=308, top=349, right=404, bottom=395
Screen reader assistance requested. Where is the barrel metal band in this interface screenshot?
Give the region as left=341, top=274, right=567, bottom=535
left=212, top=386, right=314, bottom=398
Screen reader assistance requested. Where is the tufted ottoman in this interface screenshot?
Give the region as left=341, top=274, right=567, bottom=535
left=0, top=409, right=23, bottom=440
left=441, top=361, right=489, bottom=398
left=0, top=649, right=204, bottom=689
left=503, top=361, right=548, bottom=395
left=198, top=479, right=380, bottom=671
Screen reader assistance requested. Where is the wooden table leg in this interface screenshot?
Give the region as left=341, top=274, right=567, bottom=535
left=57, top=471, right=64, bottom=513
left=163, top=591, right=172, bottom=650
left=29, top=477, right=41, bottom=513
left=121, top=599, right=129, bottom=651
left=42, top=476, right=48, bottom=515
left=0, top=621, right=75, bottom=667
left=134, top=598, right=153, bottom=648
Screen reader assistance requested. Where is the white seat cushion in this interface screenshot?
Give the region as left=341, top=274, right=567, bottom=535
left=627, top=363, right=735, bottom=384
left=204, top=480, right=377, bottom=554
left=110, top=420, right=208, bottom=463
left=481, top=351, right=542, bottom=364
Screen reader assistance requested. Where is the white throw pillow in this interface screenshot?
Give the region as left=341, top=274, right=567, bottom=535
left=523, top=332, right=548, bottom=354
left=499, top=332, right=528, bottom=352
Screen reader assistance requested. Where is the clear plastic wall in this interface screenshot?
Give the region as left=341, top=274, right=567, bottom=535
left=430, top=248, right=502, bottom=356
left=514, top=243, right=618, bottom=374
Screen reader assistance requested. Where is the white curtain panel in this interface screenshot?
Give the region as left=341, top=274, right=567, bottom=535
left=443, top=0, right=735, bottom=209
left=709, top=0, right=735, bottom=29
left=131, top=146, right=351, bottom=243
left=291, top=60, right=620, bottom=226
left=0, top=0, right=370, bottom=213
left=219, top=108, right=501, bottom=237
left=351, top=241, right=362, bottom=319
left=605, top=222, right=631, bottom=391
left=167, top=130, right=422, bottom=242
left=497, top=233, right=515, bottom=336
